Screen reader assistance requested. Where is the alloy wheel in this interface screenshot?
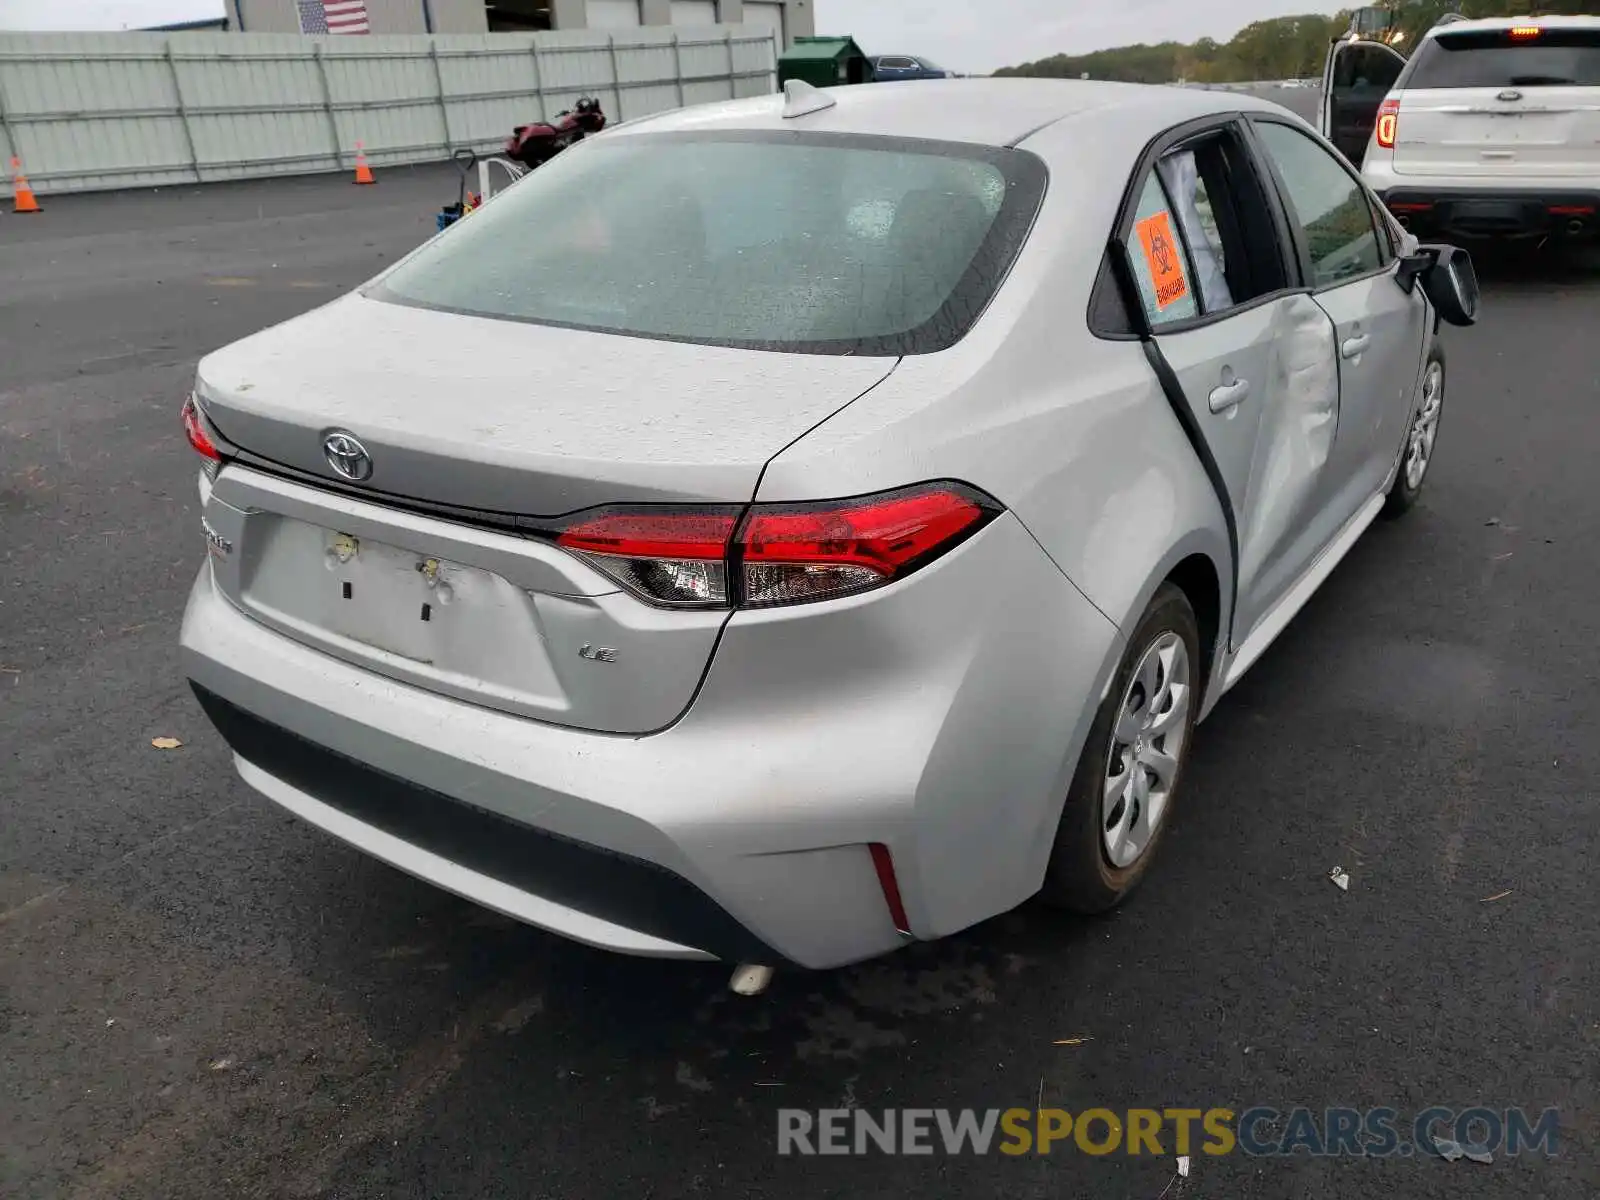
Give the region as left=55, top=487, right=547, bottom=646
left=1404, top=360, right=1444, bottom=492
left=1102, top=631, right=1191, bottom=869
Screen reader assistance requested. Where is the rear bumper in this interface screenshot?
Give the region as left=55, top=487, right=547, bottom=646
left=1372, top=185, right=1600, bottom=239
left=191, top=683, right=772, bottom=962
left=181, top=512, right=1122, bottom=969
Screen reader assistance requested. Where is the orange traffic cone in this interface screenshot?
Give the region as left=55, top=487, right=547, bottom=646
left=11, top=157, right=40, bottom=213
left=352, top=142, right=375, bottom=186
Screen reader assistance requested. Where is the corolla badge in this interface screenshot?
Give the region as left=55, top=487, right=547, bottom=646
left=323, top=430, right=373, bottom=482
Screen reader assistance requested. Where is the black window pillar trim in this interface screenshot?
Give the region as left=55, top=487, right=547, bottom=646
left=1092, top=111, right=1259, bottom=654
left=1238, top=115, right=1315, bottom=289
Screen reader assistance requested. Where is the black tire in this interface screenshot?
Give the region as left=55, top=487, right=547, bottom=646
left=1383, top=341, right=1446, bottom=519
left=1040, top=583, right=1202, bottom=913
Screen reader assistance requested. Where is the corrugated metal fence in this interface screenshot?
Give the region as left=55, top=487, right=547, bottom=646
left=0, top=27, right=777, bottom=197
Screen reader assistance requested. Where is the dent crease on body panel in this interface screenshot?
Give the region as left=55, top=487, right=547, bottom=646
left=1237, top=293, right=1340, bottom=607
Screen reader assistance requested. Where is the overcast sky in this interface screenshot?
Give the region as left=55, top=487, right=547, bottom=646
left=0, top=0, right=1337, bottom=71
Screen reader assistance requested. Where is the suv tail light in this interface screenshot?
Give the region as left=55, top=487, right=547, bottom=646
left=1376, top=98, right=1400, bottom=150
left=554, top=483, right=1000, bottom=610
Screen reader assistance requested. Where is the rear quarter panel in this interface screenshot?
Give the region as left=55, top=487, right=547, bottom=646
left=756, top=128, right=1235, bottom=682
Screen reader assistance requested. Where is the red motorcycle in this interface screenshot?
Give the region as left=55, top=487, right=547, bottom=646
left=505, top=98, right=607, bottom=170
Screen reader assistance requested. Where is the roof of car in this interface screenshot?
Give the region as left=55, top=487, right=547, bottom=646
left=606, top=78, right=1290, bottom=150
left=1424, top=14, right=1600, bottom=36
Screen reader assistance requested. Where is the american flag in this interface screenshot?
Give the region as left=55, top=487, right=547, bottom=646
left=296, top=0, right=371, bottom=35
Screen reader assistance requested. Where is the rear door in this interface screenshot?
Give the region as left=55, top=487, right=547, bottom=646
left=1320, top=37, right=1409, bottom=166
left=1387, top=25, right=1600, bottom=179
left=1250, top=118, right=1428, bottom=567
left=1116, top=120, right=1342, bottom=642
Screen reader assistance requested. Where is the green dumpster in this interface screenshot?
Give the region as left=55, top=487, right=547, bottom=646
left=776, top=36, right=872, bottom=90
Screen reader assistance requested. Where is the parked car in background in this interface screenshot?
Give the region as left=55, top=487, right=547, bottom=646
left=871, top=55, right=952, bottom=81
left=181, top=78, right=1476, bottom=977
left=1321, top=14, right=1600, bottom=242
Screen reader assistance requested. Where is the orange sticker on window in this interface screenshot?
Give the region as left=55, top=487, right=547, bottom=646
left=1135, top=210, right=1191, bottom=311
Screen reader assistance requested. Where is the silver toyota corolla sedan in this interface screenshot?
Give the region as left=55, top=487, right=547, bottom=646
left=180, top=78, right=1477, bottom=975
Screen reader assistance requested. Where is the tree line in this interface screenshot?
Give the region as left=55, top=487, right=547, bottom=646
left=994, top=1, right=1600, bottom=85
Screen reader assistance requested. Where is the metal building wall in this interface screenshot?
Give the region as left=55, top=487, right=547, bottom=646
left=232, top=0, right=489, bottom=35
left=422, top=0, right=493, bottom=35
left=0, top=28, right=778, bottom=197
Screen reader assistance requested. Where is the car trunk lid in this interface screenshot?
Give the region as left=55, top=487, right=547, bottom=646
left=196, top=293, right=899, bottom=516
left=194, top=294, right=898, bottom=734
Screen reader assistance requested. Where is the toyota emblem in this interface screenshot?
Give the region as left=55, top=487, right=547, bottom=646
left=323, top=430, right=373, bottom=482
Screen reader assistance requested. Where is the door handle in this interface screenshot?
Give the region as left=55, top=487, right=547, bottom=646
left=1208, top=378, right=1250, bottom=413
left=1341, top=333, right=1371, bottom=360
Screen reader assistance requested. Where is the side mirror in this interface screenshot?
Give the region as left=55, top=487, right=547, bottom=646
left=1420, top=243, right=1479, bottom=327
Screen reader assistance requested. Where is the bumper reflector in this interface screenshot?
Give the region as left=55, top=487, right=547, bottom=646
left=869, top=842, right=913, bottom=937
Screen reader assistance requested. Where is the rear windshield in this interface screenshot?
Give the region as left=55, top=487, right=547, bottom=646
left=1403, top=28, right=1600, bottom=88
left=371, top=131, right=1046, bottom=356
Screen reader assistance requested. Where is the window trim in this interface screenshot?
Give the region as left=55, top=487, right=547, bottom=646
left=1088, top=114, right=1302, bottom=341
left=1244, top=115, right=1395, bottom=294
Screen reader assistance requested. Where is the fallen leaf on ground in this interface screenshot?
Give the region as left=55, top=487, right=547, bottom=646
left=151, top=737, right=183, bottom=750
left=1053, top=1037, right=1092, bottom=1047
left=1329, top=867, right=1350, bottom=892
left=1479, top=890, right=1513, bottom=903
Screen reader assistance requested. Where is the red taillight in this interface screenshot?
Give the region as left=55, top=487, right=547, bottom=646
left=552, top=482, right=998, bottom=609
left=557, top=510, right=736, bottom=560
left=1376, top=98, right=1400, bottom=150
left=182, top=395, right=222, bottom=461
left=740, top=485, right=988, bottom=608
left=1509, top=25, right=1542, bottom=41
left=557, top=508, right=738, bottom=607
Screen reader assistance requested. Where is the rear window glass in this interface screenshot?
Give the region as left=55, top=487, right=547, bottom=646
left=371, top=131, right=1046, bottom=356
left=1404, top=28, right=1600, bottom=88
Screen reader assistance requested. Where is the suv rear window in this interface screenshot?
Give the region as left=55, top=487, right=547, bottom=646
left=1403, top=28, right=1600, bottom=89
left=371, top=131, right=1046, bottom=356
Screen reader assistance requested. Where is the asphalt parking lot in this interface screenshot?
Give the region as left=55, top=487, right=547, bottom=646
left=4, top=99, right=1599, bottom=1199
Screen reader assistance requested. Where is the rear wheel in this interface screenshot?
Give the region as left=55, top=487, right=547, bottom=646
left=1041, top=584, right=1201, bottom=913
left=1384, top=343, right=1444, bottom=518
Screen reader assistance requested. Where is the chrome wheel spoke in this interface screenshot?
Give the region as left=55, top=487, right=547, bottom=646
left=1123, top=770, right=1154, bottom=862
left=1141, top=746, right=1180, bottom=791
left=1104, top=755, right=1130, bottom=803
left=1148, top=681, right=1189, bottom=736
left=1135, top=647, right=1162, bottom=709
left=1103, top=771, right=1137, bottom=865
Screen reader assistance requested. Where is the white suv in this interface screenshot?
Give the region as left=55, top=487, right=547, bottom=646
left=1320, top=16, right=1600, bottom=241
